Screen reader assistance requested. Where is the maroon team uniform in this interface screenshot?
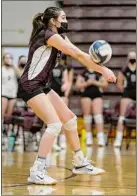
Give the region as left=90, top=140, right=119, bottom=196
left=18, top=28, right=63, bottom=102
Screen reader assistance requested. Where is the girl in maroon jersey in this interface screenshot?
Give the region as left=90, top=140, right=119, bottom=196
left=18, top=7, right=116, bottom=185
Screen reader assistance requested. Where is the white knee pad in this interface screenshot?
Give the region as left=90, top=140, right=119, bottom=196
left=84, top=115, right=92, bottom=124
left=46, top=122, right=62, bottom=137
left=118, top=116, right=125, bottom=123
left=94, top=114, right=104, bottom=124
left=63, top=116, right=77, bottom=131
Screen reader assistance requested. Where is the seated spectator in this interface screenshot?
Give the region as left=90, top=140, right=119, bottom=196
left=50, top=56, right=73, bottom=150
left=76, top=68, right=108, bottom=146
left=17, top=55, right=27, bottom=76
left=114, top=51, right=136, bottom=147
left=2, top=53, right=19, bottom=127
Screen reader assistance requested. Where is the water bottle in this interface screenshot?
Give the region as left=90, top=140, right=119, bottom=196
left=8, top=132, right=16, bottom=152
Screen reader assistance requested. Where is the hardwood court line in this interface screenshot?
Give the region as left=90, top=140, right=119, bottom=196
left=63, top=184, right=135, bottom=189
left=2, top=183, right=33, bottom=188
left=2, top=173, right=28, bottom=176
left=3, top=183, right=135, bottom=190
left=2, top=166, right=76, bottom=188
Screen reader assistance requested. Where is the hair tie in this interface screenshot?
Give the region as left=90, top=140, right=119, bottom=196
left=41, top=13, right=44, bottom=20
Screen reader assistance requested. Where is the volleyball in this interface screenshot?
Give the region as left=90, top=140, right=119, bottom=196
left=89, top=40, right=112, bottom=65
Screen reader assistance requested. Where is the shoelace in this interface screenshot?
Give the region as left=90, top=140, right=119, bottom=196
left=72, top=157, right=95, bottom=166
left=37, top=168, right=49, bottom=179
left=82, top=157, right=95, bottom=167
left=33, top=163, right=48, bottom=177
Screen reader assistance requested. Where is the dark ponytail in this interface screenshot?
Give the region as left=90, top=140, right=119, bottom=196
left=29, top=13, right=44, bottom=44
left=29, top=7, right=62, bottom=44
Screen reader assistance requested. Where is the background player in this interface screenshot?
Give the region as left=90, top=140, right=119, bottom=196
left=51, top=56, right=71, bottom=150
left=114, top=51, right=136, bottom=147
left=76, top=68, right=108, bottom=147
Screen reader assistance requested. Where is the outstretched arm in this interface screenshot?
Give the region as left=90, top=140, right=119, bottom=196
left=47, top=34, right=116, bottom=83
left=117, top=71, right=125, bottom=91
left=89, top=76, right=108, bottom=88
left=75, top=75, right=90, bottom=89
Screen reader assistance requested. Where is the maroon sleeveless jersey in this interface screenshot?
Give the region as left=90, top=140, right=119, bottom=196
left=20, top=28, right=62, bottom=93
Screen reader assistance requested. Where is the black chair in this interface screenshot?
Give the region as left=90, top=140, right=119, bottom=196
left=124, top=118, right=136, bottom=150
left=124, top=102, right=136, bottom=149
left=107, top=102, right=120, bottom=145
left=108, top=101, right=136, bottom=149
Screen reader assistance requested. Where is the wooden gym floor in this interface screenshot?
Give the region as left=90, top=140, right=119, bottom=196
left=2, top=142, right=136, bottom=195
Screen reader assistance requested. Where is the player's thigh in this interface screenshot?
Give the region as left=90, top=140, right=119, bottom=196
left=27, top=93, right=60, bottom=124
left=47, top=90, right=75, bottom=123
left=81, top=97, right=92, bottom=115
left=119, top=98, right=133, bottom=116
left=92, top=97, right=103, bottom=115
left=62, top=96, right=69, bottom=106
left=7, top=99, right=17, bottom=116
left=2, top=97, right=8, bottom=119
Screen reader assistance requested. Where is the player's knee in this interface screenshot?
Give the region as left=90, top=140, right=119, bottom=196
left=63, top=116, right=77, bottom=131
left=84, top=115, right=92, bottom=124
left=94, top=114, right=104, bottom=124
left=46, top=122, right=62, bottom=137
left=118, top=116, right=125, bottom=123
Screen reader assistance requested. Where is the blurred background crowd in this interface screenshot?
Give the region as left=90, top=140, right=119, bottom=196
left=2, top=0, right=136, bottom=153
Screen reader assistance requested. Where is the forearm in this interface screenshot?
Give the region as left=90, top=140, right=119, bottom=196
left=62, top=42, right=104, bottom=75
left=48, top=35, right=116, bottom=83
left=117, top=72, right=125, bottom=91
left=76, top=52, right=104, bottom=75
left=69, top=70, right=74, bottom=84
left=117, top=83, right=124, bottom=91
left=93, top=80, right=107, bottom=88
left=13, top=67, right=22, bottom=78
left=76, top=81, right=89, bottom=89
left=62, top=70, right=69, bottom=84
left=65, top=36, right=103, bottom=74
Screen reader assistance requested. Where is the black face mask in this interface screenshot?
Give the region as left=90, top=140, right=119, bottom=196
left=19, top=63, right=26, bottom=69
left=129, top=59, right=136, bottom=64
left=57, top=21, right=68, bottom=34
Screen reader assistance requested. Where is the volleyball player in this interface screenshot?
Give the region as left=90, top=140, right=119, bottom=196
left=114, top=51, right=136, bottom=147
left=18, top=7, right=116, bottom=185
left=76, top=68, right=108, bottom=146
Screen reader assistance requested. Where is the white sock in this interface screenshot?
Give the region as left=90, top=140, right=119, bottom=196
left=59, top=134, right=66, bottom=142
left=45, top=154, right=51, bottom=167
left=104, top=132, right=108, bottom=143
left=116, top=131, right=123, bottom=140
left=35, top=156, right=46, bottom=170
left=87, top=132, right=93, bottom=138
left=73, top=150, right=85, bottom=166
left=53, top=137, right=58, bottom=145
left=97, top=131, right=104, bottom=139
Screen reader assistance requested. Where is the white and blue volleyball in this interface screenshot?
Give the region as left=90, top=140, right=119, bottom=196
left=89, top=40, right=112, bottom=65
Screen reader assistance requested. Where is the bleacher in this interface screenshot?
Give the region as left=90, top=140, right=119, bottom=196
left=2, top=0, right=136, bottom=152
left=60, top=0, right=136, bottom=98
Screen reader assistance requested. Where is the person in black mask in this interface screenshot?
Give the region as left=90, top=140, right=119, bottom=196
left=17, top=7, right=116, bottom=185
left=18, top=55, right=27, bottom=76
left=51, top=55, right=73, bottom=151
left=114, top=51, right=136, bottom=147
